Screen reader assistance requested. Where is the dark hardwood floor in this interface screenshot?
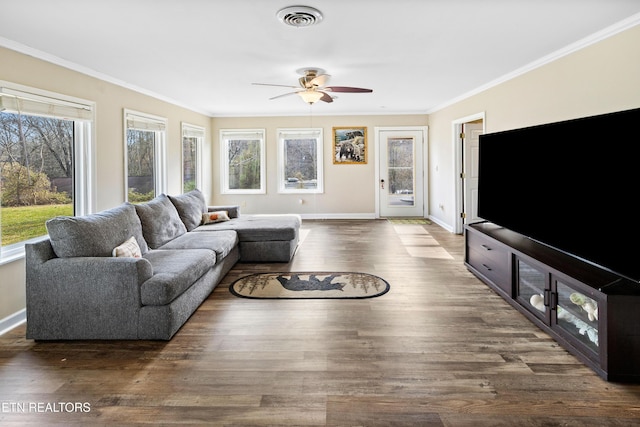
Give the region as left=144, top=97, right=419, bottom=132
left=1, top=219, right=640, bottom=426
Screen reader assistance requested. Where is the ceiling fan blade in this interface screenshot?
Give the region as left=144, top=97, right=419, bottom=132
left=319, top=91, right=333, bottom=103
left=269, top=91, right=302, bottom=100
left=255, top=69, right=372, bottom=104
left=310, top=73, right=331, bottom=88
left=253, top=83, right=299, bottom=89
left=325, top=86, right=373, bottom=93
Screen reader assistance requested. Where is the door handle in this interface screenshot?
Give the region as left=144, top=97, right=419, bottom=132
left=380, top=179, right=385, bottom=189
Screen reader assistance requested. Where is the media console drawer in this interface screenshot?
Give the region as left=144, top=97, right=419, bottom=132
left=467, top=247, right=509, bottom=287
left=465, top=228, right=511, bottom=295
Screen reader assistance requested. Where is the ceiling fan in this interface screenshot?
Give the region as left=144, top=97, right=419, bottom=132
left=252, top=68, right=373, bottom=104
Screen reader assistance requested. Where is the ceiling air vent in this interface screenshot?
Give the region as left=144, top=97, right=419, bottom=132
left=276, top=6, right=323, bottom=27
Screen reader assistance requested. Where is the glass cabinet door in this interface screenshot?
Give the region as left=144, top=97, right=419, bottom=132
left=516, top=258, right=549, bottom=323
left=554, top=280, right=599, bottom=357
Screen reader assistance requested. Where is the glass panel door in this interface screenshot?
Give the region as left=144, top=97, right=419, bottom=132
left=516, top=257, right=549, bottom=323
left=387, top=137, right=415, bottom=207
left=555, top=280, right=599, bottom=356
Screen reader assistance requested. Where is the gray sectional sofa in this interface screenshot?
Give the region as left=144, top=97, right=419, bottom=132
left=25, top=189, right=301, bottom=341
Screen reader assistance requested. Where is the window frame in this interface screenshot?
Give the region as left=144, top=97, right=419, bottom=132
left=0, top=81, right=96, bottom=264
left=181, top=122, right=204, bottom=193
left=123, top=109, right=167, bottom=202
left=277, top=128, right=324, bottom=194
left=220, top=128, right=266, bottom=195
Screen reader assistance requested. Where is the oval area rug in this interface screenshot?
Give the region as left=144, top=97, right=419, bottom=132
left=229, top=272, right=390, bottom=299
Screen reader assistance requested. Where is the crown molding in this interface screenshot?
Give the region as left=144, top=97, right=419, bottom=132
left=0, top=37, right=213, bottom=117
left=426, top=13, right=640, bottom=114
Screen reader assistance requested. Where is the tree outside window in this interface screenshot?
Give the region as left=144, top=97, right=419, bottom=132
left=0, top=112, right=74, bottom=246
left=182, top=136, right=197, bottom=192
left=124, top=110, right=166, bottom=203
left=126, top=129, right=155, bottom=202
left=277, top=128, right=323, bottom=194
left=182, top=123, right=203, bottom=193
left=0, top=85, right=94, bottom=255
left=221, top=129, right=265, bottom=194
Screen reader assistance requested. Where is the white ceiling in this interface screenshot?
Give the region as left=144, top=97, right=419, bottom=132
left=1, top=1, right=639, bottom=117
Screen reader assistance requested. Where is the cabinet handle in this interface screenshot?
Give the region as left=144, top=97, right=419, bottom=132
left=482, top=263, right=492, bottom=271
left=550, top=292, right=557, bottom=311
left=481, top=244, right=492, bottom=251
left=544, top=289, right=551, bottom=307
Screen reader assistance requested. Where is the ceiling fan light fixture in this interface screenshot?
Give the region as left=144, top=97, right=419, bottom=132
left=254, top=68, right=372, bottom=106
left=277, top=6, right=323, bottom=27
left=299, top=90, right=324, bottom=104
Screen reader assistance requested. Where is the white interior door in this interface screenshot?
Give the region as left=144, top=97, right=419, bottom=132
left=463, top=122, right=483, bottom=224
left=377, top=127, right=425, bottom=217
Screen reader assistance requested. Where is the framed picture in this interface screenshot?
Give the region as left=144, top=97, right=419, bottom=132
left=333, top=127, right=367, bottom=164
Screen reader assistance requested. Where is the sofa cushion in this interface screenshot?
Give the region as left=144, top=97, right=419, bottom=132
left=193, top=214, right=301, bottom=242
left=141, top=249, right=216, bottom=306
left=168, top=189, right=207, bottom=231
left=46, top=203, right=149, bottom=258
left=135, top=194, right=187, bottom=249
left=158, top=230, right=238, bottom=259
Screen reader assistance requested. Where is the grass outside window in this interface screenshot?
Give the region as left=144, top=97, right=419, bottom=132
left=1, top=204, right=73, bottom=247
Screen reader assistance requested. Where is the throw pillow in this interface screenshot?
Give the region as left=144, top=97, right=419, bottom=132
left=202, top=211, right=230, bottom=224
left=112, top=236, right=142, bottom=258
left=168, top=189, right=207, bottom=231
left=135, top=194, right=187, bottom=249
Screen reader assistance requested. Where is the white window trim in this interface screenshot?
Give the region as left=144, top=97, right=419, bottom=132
left=123, top=109, right=167, bottom=201
left=74, top=119, right=96, bottom=217
left=181, top=122, right=204, bottom=193
left=277, top=128, right=324, bottom=194
left=220, top=128, right=266, bottom=195
left=0, top=81, right=96, bottom=264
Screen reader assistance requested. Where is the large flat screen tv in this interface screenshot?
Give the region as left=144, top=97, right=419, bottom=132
left=477, top=107, right=640, bottom=284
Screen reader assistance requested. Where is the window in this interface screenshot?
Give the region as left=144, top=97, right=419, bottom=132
left=220, top=129, right=266, bottom=194
left=124, top=110, right=167, bottom=203
left=0, top=83, right=94, bottom=262
left=277, top=128, right=323, bottom=194
left=181, top=123, right=204, bottom=193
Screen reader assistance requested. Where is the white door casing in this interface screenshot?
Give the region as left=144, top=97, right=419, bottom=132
left=453, top=112, right=485, bottom=234
left=463, top=122, right=484, bottom=225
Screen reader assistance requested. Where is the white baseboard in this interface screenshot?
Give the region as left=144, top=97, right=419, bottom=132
left=428, top=215, right=455, bottom=233
left=300, top=213, right=377, bottom=220
left=0, top=309, right=26, bottom=336
left=299, top=213, right=458, bottom=233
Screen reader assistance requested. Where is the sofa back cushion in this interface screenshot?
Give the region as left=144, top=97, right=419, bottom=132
left=46, top=203, right=149, bottom=258
left=135, top=194, right=187, bottom=249
left=168, top=189, right=207, bottom=231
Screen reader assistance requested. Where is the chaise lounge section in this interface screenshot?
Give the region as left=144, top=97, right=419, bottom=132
left=25, top=189, right=301, bottom=341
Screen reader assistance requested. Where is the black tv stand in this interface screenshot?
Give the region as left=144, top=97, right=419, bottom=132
left=465, top=221, right=640, bottom=382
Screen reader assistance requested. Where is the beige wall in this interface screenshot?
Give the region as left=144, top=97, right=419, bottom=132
left=427, top=24, right=640, bottom=229
left=0, top=46, right=212, bottom=321
left=210, top=115, right=427, bottom=216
